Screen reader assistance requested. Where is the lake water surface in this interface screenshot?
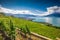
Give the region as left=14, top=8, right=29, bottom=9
left=32, top=17, right=60, bottom=27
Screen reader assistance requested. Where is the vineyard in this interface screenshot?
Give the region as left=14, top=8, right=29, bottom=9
left=0, top=13, right=60, bottom=40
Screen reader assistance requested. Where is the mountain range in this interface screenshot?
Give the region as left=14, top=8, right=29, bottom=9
left=1, top=12, right=60, bottom=19
left=44, top=13, right=60, bottom=17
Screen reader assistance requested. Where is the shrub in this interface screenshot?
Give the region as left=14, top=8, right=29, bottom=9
left=9, top=20, right=16, bottom=40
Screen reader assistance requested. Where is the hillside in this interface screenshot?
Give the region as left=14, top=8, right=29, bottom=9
left=0, top=13, right=60, bottom=40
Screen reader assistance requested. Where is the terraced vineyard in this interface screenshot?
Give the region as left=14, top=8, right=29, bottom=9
left=0, top=13, right=60, bottom=40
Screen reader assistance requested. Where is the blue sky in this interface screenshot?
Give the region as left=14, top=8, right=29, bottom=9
left=0, top=0, right=60, bottom=16
left=0, top=0, right=60, bottom=11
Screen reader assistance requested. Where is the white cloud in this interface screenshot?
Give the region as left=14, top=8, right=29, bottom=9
left=0, top=6, right=45, bottom=16
left=36, top=6, right=60, bottom=16
left=0, top=5, right=60, bottom=16
left=38, top=6, right=60, bottom=16
left=35, top=10, right=50, bottom=16
left=0, top=6, right=33, bottom=14
left=35, top=10, right=45, bottom=13
left=47, top=6, right=60, bottom=13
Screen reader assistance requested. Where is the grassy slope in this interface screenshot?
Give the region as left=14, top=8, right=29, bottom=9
left=0, top=15, right=60, bottom=40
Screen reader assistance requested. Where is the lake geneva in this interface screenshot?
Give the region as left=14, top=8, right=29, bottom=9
left=32, top=17, right=60, bottom=27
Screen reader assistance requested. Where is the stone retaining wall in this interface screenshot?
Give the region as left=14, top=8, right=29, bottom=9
left=31, top=32, right=52, bottom=40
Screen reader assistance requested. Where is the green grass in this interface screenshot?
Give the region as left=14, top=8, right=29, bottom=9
left=0, top=35, right=3, bottom=40
left=0, top=15, right=60, bottom=40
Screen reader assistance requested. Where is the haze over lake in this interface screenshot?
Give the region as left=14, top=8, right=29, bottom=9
left=32, top=17, right=60, bottom=27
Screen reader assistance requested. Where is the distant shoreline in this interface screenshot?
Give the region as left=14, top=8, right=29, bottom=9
left=31, top=21, right=60, bottom=29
